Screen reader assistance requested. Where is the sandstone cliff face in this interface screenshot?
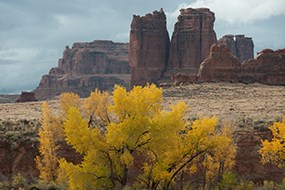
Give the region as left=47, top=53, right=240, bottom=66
left=196, top=44, right=285, bottom=85
left=0, top=138, right=81, bottom=180
left=197, top=43, right=241, bottom=82
left=218, top=34, right=254, bottom=61
left=168, top=8, right=217, bottom=73
left=129, top=9, right=170, bottom=86
left=240, top=48, right=285, bottom=84
left=35, top=41, right=130, bottom=99
left=0, top=139, right=38, bottom=179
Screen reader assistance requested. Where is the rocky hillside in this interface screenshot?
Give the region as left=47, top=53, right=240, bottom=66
left=34, top=40, right=130, bottom=100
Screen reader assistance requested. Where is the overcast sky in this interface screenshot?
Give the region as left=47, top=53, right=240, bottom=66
left=0, top=0, right=284, bottom=94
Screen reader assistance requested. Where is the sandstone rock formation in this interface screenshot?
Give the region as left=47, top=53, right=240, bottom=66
left=15, top=92, right=38, bottom=103
left=218, top=34, right=254, bottom=61
left=197, top=43, right=241, bottom=82
left=0, top=139, right=38, bottom=179
left=195, top=44, right=285, bottom=85
left=240, top=48, right=285, bottom=85
left=35, top=40, right=130, bottom=100
left=129, top=9, right=170, bottom=86
left=167, top=8, right=217, bottom=74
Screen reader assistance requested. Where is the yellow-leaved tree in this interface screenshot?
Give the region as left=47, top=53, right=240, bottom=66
left=201, top=121, right=236, bottom=188
left=37, top=84, right=236, bottom=189
left=35, top=93, right=81, bottom=184
left=35, top=102, right=59, bottom=182
left=259, top=117, right=285, bottom=168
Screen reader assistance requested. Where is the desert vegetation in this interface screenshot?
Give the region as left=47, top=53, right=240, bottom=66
left=0, top=83, right=285, bottom=189
left=35, top=84, right=236, bottom=189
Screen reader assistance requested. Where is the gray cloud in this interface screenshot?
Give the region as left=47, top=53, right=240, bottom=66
left=0, top=0, right=284, bottom=94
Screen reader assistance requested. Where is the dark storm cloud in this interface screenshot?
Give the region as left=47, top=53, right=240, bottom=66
left=0, top=0, right=284, bottom=94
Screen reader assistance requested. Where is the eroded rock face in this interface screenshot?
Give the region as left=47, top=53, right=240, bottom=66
left=197, top=43, right=241, bottom=82
left=168, top=8, right=217, bottom=73
left=129, top=9, right=170, bottom=86
left=196, top=45, right=285, bottom=85
left=0, top=138, right=81, bottom=180
left=218, top=34, right=254, bottom=61
left=240, top=48, right=285, bottom=85
left=35, top=41, right=130, bottom=100
left=0, top=139, right=38, bottom=179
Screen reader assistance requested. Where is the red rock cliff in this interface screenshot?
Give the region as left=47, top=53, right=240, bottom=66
left=240, top=48, right=285, bottom=84
left=196, top=44, right=285, bottom=85
left=168, top=8, right=217, bottom=74
left=35, top=40, right=130, bottom=100
left=129, top=9, right=170, bottom=86
left=197, top=43, right=241, bottom=82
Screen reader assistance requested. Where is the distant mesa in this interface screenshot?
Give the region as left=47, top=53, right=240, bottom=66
left=34, top=40, right=130, bottom=100
left=15, top=92, right=38, bottom=103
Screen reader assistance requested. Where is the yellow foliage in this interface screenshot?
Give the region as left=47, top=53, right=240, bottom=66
left=260, top=117, right=285, bottom=167
left=83, top=89, right=111, bottom=124
left=35, top=102, right=59, bottom=182
left=36, top=85, right=237, bottom=189
left=59, top=93, right=81, bottom=117
left=203, top=121, right=236, bottom=183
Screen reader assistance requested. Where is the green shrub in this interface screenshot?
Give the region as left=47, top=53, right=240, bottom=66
left=219, top=172, right=238, bottom=190
left=237, top=180, right=254, bottom=190
left=0, top=181, right=10, bottom=190
left=12, top=173, right=28, bottom=189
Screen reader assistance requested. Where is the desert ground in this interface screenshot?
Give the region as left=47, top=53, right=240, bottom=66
left=0, top=82, right=284, bottom=131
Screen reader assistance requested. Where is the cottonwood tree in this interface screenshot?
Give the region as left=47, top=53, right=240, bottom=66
left=37, top=84, right=236, bottom=189
left=259, top=117, right=285, bottom=168
left=35, top=102, right=59, bottom=182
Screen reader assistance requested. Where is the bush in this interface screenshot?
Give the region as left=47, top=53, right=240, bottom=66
left=0, top=181, right=10, bottom=190
left=237, top=180, right=254, bottom=190
left=12, top=173, right=28, bottom=189
left=219, top=172, right=238, bottom=190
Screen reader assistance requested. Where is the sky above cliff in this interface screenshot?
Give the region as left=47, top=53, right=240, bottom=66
left=0, top=0, right=284, bottom=94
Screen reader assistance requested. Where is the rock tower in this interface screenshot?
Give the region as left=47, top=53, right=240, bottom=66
left=129, top=9, right=170, bottom=86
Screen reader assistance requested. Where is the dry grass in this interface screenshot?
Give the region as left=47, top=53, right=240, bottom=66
left=0, top=82, right=284, bottom=132
left=163, top=82, right=285, bottom=130
left=0, top=100, right=58, bottom=121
